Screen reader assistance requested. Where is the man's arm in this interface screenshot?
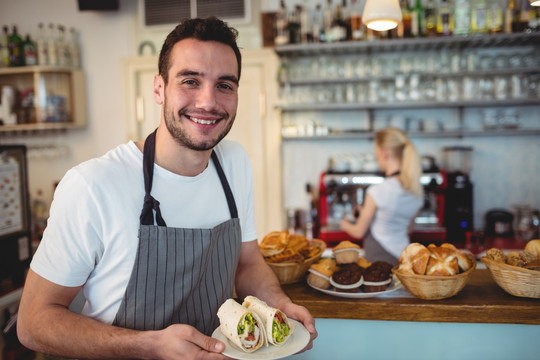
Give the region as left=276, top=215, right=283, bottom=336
left=17, top=270, right=227, bottom=360
left=234, top=240, right=317, bottom=350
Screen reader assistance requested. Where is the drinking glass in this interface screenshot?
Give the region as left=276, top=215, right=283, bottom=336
left=515, top=205, right=536, bottom=242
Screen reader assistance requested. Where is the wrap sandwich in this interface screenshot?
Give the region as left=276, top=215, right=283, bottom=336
left=217, top=298, right=267, bottom=353
left=242, top=296, right=293, bottom=346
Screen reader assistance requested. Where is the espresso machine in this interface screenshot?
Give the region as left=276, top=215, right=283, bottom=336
left=441, top=146, right=474, bottom=245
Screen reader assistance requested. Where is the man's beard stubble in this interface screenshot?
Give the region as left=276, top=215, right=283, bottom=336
left=163, top=99, right=235, bottom=151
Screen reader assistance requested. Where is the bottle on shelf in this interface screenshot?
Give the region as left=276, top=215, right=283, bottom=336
left=487, top=0, right=504, bottom=34
left=436, top=0, right=454, bottom=36
left=47, top=23, right=58, bottom=66
left=330, top=0, right=347, bottom=41
left=409, top=0, right=425, bottom=37
left=0, top=25, right=9, bottom=67
left=525, top=1, right=539, bottom=32
left=454, top=0, right=471, bottom=36
left=312, top=3, right=324, bottom=42
left=36, top=22, right=49, bottom=66
left=323, top=0, right=334, bottom=42
left=300, top=3, right=312, bottom=43
left=56, top=24, right=70, bottom=66
left=470, top=0, right=488, bottom=34
left=350, top=0, right=365, bottom=40
left=424, top=0, right=437, bottom=36
left=287, top=5, right=302, bottom=44
left=7, top=25, right=23, bottom=66
left=23, top=34, right=37, bottom=66
left=68, top=27, right=80, bottom=67
left=274, top=0, right=289, bottom=45
left=399, top=0, right=412, bottom=38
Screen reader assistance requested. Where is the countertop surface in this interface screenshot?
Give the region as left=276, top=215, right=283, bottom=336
left=282, top=269, right=540, bottom=325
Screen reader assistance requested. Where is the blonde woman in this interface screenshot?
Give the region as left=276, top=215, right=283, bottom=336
left=340, top=127, right=423, bottom=265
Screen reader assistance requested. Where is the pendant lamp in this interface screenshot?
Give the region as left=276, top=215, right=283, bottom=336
left=362, top=0, right=403, bottom=31
left=530, top=0, right=540, bottom=6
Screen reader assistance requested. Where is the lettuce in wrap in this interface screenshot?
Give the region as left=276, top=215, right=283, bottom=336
left=242, top=296, right=293, bottom=346
left=217, top=299, right=267, bottom=352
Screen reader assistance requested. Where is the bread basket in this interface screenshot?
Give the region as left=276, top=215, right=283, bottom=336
left=481, top=257, right=540, bottom=298
left=266, top=239, right=326, bottom=285
left=392, top=254, right=477, bottom=300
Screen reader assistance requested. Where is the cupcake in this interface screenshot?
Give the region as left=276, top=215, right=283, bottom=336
left=362, top=261, right=393, bottom=293
left=307, top=262, right=334, bottom=289
left=333, top=241, right=362, bottom=264
left=330, top=263, right=364, bottom=293
left=357, top=257, right=371, bottom=269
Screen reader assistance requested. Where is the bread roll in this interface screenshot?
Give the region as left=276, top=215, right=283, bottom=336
left=525, top=239, right=540, bottom=259
left=441, top=243, right=472, bottom=272
left=485, top=248, right=506, bottom=263
left=398, top=243, right=430, bottom=275
left=425, top=246, right=459, bottom=276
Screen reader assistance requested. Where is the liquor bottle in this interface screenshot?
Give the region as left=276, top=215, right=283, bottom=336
left=0, top=26, right=9, bottom=67
left=409, top=0, right=425, bottom=37
left=312, top=3, right=324, bottom=42
left=526, top=3, right=539, bottom=32
left=424, top=0, right=437, bottom=36
left=487, top=1, right=503, bottom=34
left=350, top=0, right=364, bottom=40
left=56, top=25, right=70, bottom=66
left=69, top=27, right=80, bottom=68
left=47, top=23, right=58, bottom=65
left=330, top=1, right=347, bottom=41
left=518, top=0, right=531, bottom=32
left=454, top=0, right=471, bottom=36
left=7, top=25, right=23, bottom=66
left=323, top=0, right=334, bottom=42
left=287, top=5, right=301, bottom=44
left=470, top=0, right=488, bottom=34
left=299, top=3, right=312, bottom=43
left=36, top=22, right=49, bottom=65
left=400, top=0, right=412, bottom=38
left=274, top=0, right=289, bottom=45
left=436, top=0, right=454, bottom=36
left=23, top=34, right=37, bottom=66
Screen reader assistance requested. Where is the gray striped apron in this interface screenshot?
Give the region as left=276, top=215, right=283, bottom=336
left=113, top=130, right=242, bottom=335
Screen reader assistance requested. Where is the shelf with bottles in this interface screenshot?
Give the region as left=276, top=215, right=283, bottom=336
left=0, top=66, right=86, bottom=133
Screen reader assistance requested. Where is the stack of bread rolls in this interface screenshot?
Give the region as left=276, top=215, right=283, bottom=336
left=484, top=239, right=540, bottom=271
left=397, top=242, right=473, bottom=276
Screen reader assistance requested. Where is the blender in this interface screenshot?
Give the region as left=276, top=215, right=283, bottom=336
left=441, top=146, right=474, bottom=245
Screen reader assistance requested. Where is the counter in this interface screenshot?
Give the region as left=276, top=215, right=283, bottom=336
left=282, top=270, right=540, bottom=325
left=282, top=269, right=540, bottom=360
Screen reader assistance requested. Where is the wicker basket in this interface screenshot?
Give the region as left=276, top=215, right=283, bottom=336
left=481, top=257, right=540, bottom=298
left=266, top=239, right=326, bottom=285
left=392, top=254, right=477, bottom=300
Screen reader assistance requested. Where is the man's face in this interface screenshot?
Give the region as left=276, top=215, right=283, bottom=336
left=155, top=38, right=239, bottom=151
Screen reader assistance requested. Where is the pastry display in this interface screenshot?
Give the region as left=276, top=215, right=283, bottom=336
left=397, top=242, right=471, bottom=276
left=331, top=263, right=364, bottom=293
left=332, top=240, right=362, bottom=264
left=363, top=261, right=393, bottom=293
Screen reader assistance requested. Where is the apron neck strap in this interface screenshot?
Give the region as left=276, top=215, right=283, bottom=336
left=140, top=129, right=167, bottom=226
left=211, top=151, right=238, bottom=219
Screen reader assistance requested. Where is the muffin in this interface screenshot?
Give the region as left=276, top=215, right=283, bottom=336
left=307, top=262, right=334, bottom=289
left=331, top=263, right=364, bottom=293
left=333, top=241, right=362, bottom=264
left=362, top=261, right=393, bottom=293
left=357, top=257, right=371, bottom=269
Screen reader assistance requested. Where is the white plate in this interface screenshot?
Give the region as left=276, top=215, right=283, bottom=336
left=211, top=319, right=310, bottom=360
left=308, top=275, right=403, bottom=298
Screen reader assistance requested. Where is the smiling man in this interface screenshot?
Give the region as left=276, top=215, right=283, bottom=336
left=17, top=17, right=317, bottom=360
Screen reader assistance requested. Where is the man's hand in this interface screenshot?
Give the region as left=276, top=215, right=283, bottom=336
left=279, top=302, right=317, bottom=353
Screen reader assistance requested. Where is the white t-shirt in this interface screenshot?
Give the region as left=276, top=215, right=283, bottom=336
left=367, top=177, right=423, bottom=259
left=31, top=140, right=258, bottom=324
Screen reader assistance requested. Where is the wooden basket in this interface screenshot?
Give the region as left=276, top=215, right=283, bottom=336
left=481, top=257, right=540, bottom=298
left=392, top=255, right=477, bottom=300
left=266, top=239, right=326, bottom=285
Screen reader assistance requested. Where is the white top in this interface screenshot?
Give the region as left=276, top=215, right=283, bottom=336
left=31, top=140, right=257, bottom=324
left=367, top=177, right=423, bottom=259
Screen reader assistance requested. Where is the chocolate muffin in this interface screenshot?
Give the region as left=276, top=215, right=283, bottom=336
left=331, top=263, right=364, bottom=293
left=362, top=261, right=393, bottom=293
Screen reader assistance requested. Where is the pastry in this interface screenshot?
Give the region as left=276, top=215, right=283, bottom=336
left=425, top=245, right=459, bottom=276
left=259, top=231, right=288, bottom=257
left=485, top=248, right=507, bottom=263
left=331, top=263, right=364, bottom=293
left=333, top=240, right=362, bottom=264
left=506, top=251, right=536, bottom=267
left=318, top=257, right=339, bottom=272
left=525, top=239, right=540, bottom=259
left=525, top=259, right=540, bottom=271
left=363, top=261, right=393, bottom=293
left=307, top=262, right=333, bottom=289
left=397, top=242, right=430, bottom=275
left=357, top=257, right=371, bottom=269
left=440, top=243, right=472, bottom=272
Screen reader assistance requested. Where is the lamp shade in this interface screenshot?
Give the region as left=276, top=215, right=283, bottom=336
left=530, top=0, right=540, bottom=6
left=362, top=0, right=403, bottom=31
